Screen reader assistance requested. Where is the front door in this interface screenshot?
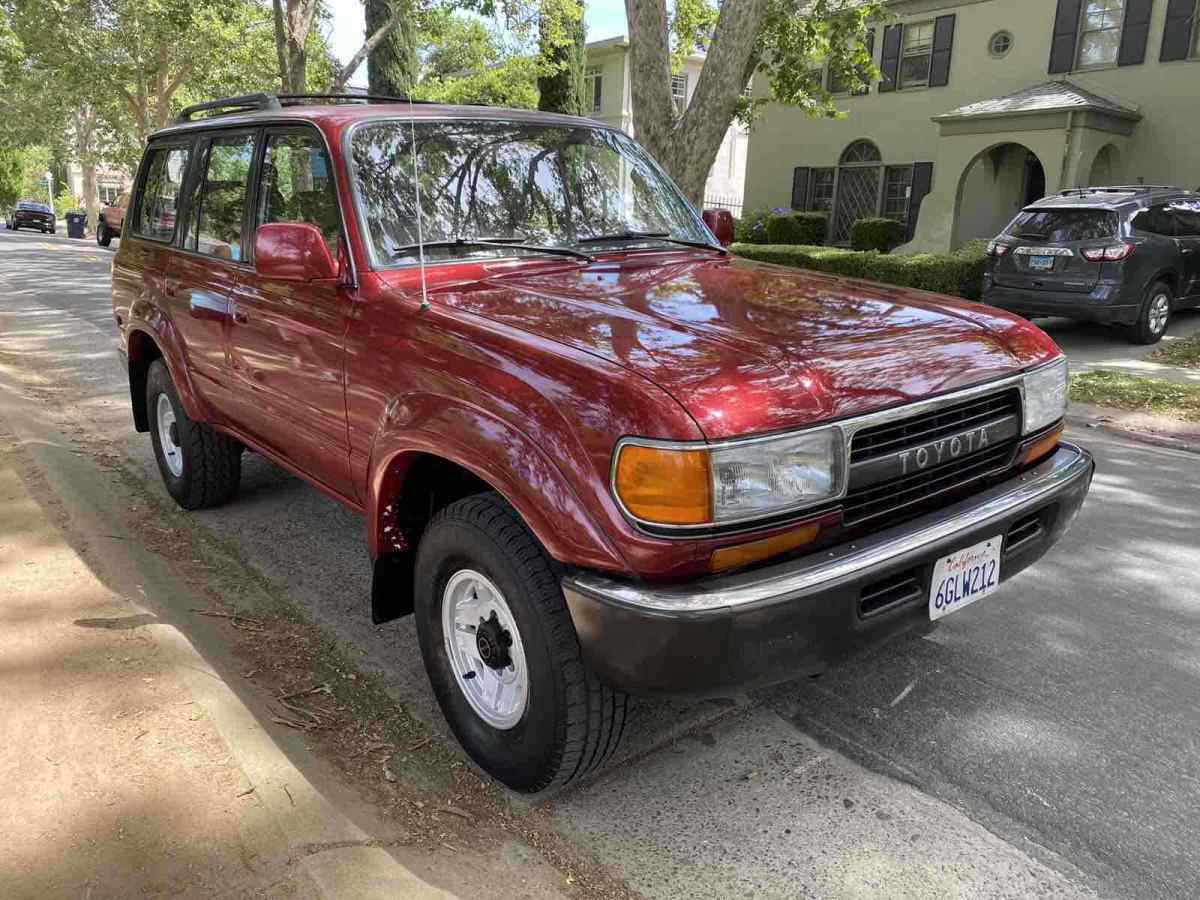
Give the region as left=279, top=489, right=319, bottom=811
left=1170, top=200, right=1200, bottom=302
left=226, top=127, right=354, bottom=498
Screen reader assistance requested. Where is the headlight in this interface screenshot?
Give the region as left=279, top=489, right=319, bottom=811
left=1022, top=358, right=1068, bottom=434
left=613, top=427, right=843, bottom=527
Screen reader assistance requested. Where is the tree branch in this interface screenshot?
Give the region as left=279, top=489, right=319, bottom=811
left=331, top=12, right=406, bottom=92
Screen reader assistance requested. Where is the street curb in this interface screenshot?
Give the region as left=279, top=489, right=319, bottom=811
left=1067, top=403, right=1200, bottom=455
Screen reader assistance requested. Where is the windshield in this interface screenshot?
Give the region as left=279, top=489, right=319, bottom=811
left=350, top=120, right=710, bottom=264
left=1006, top=209, right=1118, bottom=242
left=18, top=202, right=50, bottom=212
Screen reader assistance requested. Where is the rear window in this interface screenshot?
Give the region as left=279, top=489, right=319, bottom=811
left=1006, top=209, right=1119, bottom=242
left=18, top=202, right=50, bottom=212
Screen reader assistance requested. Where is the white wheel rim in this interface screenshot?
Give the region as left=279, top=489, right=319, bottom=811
left=442, top=569, right=529, bottom=730
left=156, top=393, right=183, bottom=477
left=1149, top=294, right=1170, bottom=334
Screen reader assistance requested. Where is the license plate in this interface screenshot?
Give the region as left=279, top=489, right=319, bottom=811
left=1028, top=255, right=1055, bottom=271
left=929, top=536, right=1002, bottom=620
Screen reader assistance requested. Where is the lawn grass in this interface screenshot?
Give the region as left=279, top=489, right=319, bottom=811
left=1069, top=370, right=1200, bottom=421
left=1147, top=334, right=1200, bottom=369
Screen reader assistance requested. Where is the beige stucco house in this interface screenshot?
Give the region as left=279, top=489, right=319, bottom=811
left=585, top=36, right=750, bottom=213
left=743, top=0, right=1200, bottom=252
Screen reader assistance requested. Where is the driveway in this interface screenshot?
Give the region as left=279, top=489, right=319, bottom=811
left=3, top=228, right=1200, bottom=898
left=1037, top=310, right=1200, bottom=384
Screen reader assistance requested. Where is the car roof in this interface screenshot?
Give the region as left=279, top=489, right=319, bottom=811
left=149, top=99, right=616, bottom=142
left=1023, top=186, right=1193, bottom=213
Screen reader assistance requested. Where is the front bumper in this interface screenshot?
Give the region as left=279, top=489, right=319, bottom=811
left=563, top=442, right=1094, bottom=697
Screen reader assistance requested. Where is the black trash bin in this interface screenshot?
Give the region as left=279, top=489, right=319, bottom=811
left=66, top=212, right=86, bottom=239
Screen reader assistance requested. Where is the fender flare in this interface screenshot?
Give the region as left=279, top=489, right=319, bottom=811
left=366, top=398, right=629, bottom=576
left=125, top=321, right=209, bottom=426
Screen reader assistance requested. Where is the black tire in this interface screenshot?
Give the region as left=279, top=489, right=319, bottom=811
left=414, top=493, right=629, bottom=793
left=97, top=220, right=112, bottom=247
left=1128, top=281, right=1173, bottom=345
left=146, top=359, right=241, bottom=509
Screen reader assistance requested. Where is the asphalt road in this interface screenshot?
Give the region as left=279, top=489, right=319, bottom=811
left=2, top=227, right=1198, bottom=899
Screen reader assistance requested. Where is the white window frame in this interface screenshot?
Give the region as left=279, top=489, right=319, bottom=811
left=1075, top=0, right=1126, bottom=69
left=899, top=20, right=936, bottom=89
left=670, top=73, right=688, bottom=114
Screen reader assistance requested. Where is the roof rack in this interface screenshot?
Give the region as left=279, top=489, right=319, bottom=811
left=175, top=91, right=438, bottom=124
left=176, top=93, right=281, bottom=123
left=1056, top=185, right=1181, bottom=197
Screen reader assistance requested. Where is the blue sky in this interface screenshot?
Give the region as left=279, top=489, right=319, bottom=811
left=326, top=0, right=629, bottom=86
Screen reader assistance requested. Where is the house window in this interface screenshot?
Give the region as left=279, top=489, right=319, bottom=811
left=883, top=166, right=913, bottom=222
left=989, top=31, right=1013, bottom=58
left=584, top=66, right=602, bottom=113
left=899, top=21, right=935, bottom=87
left=1194, top=2, right=1200, bottom=57
left=1077, top=0, right=1125, bottom=68
left=828, top=65, right=851, bottom=94
left=670, top=73, right=688, bottom=114
left=809, top=168, right=835, bottom=212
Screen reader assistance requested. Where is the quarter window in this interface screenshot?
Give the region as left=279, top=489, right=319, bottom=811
left=1167, top=200, right=1200, bottom=236
left=900, top=21, right=935, bottom=87
left=184, top=134, right=256, bottom=260
left=1131, top=205, right=1177, bottom=237
left=133, top=146, right=189, bottom=242
left=259, top=131, right=341, bottom=254
left=1077, top=0, right=1125, bottom=68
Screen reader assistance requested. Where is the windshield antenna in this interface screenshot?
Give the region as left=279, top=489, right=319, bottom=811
left=406, top=87, right=430, bottom=312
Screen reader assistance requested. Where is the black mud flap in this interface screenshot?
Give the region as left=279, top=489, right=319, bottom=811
left=371, top=552, right=415, bottom=624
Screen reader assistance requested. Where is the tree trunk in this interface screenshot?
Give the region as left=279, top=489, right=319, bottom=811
left=537, top=0, right=586, bottom=115
left=366, top=0, right=418, bottom=96
left=624, top=0, right=767, bottom=205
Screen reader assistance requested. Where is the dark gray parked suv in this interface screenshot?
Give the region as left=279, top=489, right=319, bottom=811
left=983, top=186, right=1200, bottom=344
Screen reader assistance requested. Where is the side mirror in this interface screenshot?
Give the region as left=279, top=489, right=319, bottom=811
left=702, top=208, right=735, bottom=247
left=254, top=222, right=337, bottom=281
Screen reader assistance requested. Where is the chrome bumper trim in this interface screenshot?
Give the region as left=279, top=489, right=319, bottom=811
left=565, top=442, right=1093, bottom=613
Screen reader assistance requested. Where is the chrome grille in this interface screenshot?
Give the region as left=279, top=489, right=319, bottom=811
left=851, top=389, right=1021, bottom=464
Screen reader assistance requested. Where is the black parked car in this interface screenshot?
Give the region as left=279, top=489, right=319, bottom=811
left=983, top=186, right=1200, bottom=344
left=6, top=200, right=57, bottom=234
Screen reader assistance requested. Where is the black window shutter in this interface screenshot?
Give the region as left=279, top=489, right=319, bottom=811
left=1161, top=0, right=1198, bottom=61
left=1118, top=0, right=1153, bottom=66
left=853, top=29, right=876, bottom=96
left=929, top=15, right=956, bottom=86
left=879, top=24, right=903, bottom=92
left=907, top=163, right=934, bottom=241
left=1048, top=0, right=1083, bottom=73
left=791, top=168, right=811, bottom=210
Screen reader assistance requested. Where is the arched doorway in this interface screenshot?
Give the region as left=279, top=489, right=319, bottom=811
left=1088, top=144, right=1122, bottom=187
left=953, top=142, right=1046, bottom=248
left=832, top=140, right=882, bottom=244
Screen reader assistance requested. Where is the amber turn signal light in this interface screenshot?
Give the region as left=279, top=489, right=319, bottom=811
left=709, top=521, right=822, bottom=574
left=614, top=445, right=711, bottom=525
left=1017, top=424, right=1064, bottom=468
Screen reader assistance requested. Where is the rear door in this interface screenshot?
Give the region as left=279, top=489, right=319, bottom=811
left=991, top=207, right=1119, bottom=294
left=1167, top=199, right=1200, bottom=302
left=225, top=125, right=354, bottom=498
left=170, top=129, right=259, bottom=420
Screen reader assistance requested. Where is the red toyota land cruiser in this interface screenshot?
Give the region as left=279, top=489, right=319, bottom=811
left=111, top=94, right=1093, bottom=793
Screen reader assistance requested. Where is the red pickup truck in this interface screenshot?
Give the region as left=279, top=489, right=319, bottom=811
left=111, top=94, right=1093, bottom=792
left=97, top=192, right=130, bottom=246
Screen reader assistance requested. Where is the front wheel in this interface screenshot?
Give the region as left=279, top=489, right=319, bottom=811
left=146, top=359, right=241, bottom=509
left=414, top=493, right=629, bottom=793
left=1128, top=281, right=1172, bottom=344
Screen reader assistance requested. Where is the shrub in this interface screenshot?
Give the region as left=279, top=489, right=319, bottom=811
left=850, top=217, right=907, bottom=253
left=734, top=208, right=773, bottom=244
left=729, top=240, right=990, bottom=301
left=765, top=211, right=827, bottom=246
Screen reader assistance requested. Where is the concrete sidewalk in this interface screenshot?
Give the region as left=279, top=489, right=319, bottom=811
left=0, top=431, right=451, bottom=900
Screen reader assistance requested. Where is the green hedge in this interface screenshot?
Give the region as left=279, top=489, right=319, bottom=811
left=850, top=217, right=907, bottom=253
left=734, top=208, right=772, bottom=244
left=730, top=240, right=990, bottom=301
left=765, top=211, right=827, bottom=246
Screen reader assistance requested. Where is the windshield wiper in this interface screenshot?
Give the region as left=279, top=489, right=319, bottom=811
left=389, top=236, right=594, bottom=263
left=577, top=230, right=727, bottom=254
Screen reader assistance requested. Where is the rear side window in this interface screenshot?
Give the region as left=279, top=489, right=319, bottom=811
left=1167, top=199, right=1200, bottom=237
left=258, top=130, right=341, bottom=254
left=1006, top=209, right=1118, bottom=242
left=1131, top=205, right=1177, bottom=237
left=184, top=133, right=257, bottom=260
left=135, top=146, right=190, bottom=242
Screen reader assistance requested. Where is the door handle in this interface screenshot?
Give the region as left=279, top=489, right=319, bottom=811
left=233, top=309, right=249, bottom=324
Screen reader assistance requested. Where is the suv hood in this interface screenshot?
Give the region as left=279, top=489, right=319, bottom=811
left=427, top=254, right=1057, bottom=440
